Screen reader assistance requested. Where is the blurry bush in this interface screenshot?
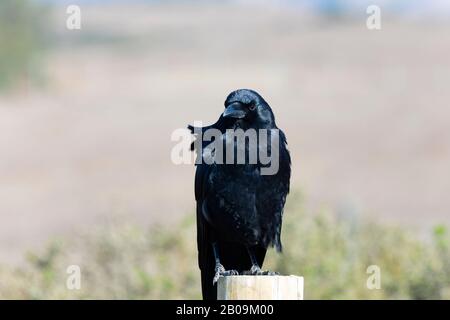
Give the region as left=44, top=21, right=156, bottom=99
left=0, top=0, right=47, bottom=91
left=0, top=193, right=449, bottom=299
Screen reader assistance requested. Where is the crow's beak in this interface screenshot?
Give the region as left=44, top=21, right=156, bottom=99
left=223, top=102, right=246, bottom=119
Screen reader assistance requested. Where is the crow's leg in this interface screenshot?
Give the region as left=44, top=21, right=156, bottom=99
left=244, top=246, right=279, bottom=276
left=212, top=242, right=238, bottom=285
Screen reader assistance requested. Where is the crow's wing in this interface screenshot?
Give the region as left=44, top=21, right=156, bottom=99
left=194, top=160, right=217, bottom=300
left=196, top=202, right=216, bottom=299
left=257, top=129, right=291, bottom=251
left=190, top=118, right=225, bottom=299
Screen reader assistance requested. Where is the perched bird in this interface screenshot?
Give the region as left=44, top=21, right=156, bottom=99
left=189, top=89, right=291, bottom=300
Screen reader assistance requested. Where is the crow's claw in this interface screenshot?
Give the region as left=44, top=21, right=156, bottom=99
left=212, top=264, right=238, bottom=285
left=243, top=265, right=279, bottom=276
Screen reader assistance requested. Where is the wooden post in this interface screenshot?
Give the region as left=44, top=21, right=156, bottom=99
left=217, top=275, right=304, bottom=300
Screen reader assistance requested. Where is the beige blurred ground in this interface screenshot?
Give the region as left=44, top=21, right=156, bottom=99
left=1, top=3, right=450, bottom=264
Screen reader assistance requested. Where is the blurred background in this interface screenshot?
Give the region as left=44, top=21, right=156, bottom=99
left=0, top=0, right=449, bottom=299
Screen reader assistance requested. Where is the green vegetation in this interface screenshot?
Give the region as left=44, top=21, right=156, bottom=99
left=0, top=193, right=449, bottom=299
left=0, top=0, right=47, bottom=90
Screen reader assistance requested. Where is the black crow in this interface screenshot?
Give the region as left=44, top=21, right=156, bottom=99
left=189, top=89, right=291, bottom=300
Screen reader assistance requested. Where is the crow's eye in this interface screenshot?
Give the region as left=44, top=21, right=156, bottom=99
left=248, top=103, right=256, bottom=111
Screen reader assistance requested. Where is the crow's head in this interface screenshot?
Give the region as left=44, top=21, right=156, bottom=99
left=223, top=89, right=275, bottom=128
